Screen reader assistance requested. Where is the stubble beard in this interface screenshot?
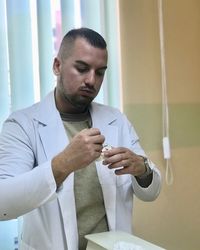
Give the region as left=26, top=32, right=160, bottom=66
left=59, top=76, right=94, bottom=112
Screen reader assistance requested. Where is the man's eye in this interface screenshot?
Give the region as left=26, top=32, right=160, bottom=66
left=96, top=70, right=105, bottom=77
left=76, top=67, right=88, bottom=73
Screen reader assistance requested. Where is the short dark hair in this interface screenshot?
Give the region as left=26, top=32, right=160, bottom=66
left=58, top=27, right=107, bottom=60
left=63, top=27, right=106, bottom=49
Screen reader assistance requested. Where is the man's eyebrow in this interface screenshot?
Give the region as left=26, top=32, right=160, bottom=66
left=75, top=60, right=89, bottom=66
left=75, top=60, right=107, bottom=70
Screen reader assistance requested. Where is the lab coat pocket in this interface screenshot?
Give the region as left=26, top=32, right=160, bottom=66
left=116, top=174, right=132, bottom=187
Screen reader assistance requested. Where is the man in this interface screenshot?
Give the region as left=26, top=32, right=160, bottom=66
left=0, top=28, right=161, bottom=250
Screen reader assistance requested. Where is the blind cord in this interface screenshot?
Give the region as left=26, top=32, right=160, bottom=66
left=158, top=0, right=174, bottom=185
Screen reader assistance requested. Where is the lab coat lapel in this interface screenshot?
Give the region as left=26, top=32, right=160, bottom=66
left=38, top=118, right=67, bottom=158
left=90, top=103, right=118, bottom=231
left=90, top=102, right=118, bottom=148
left=33, top=91, right=68, bottom=159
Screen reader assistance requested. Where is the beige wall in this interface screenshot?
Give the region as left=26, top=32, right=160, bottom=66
left=118, top=0, right=200, bottom=250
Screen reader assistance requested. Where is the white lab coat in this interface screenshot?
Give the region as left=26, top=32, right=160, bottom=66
left=0, top=91, right=161, bottom=250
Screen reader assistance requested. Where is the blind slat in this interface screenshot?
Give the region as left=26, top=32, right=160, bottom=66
left=6, top=0, right=35, bottom=111
left=0, top=0, right=10, bottom=126
left=37, top=0, right=55, bottom=98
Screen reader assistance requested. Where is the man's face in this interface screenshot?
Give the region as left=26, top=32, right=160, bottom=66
left=54, top=38, right=108, bottom=113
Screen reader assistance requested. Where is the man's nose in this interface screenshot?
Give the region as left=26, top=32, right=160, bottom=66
left=85, top=70, right=96, bottom=85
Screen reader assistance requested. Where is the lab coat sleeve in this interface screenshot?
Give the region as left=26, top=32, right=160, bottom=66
left=121, top=114, right=162, bottom=201
left=0, top=117, right=57, bottom=220
left=132, top=164, right=161, bottom=201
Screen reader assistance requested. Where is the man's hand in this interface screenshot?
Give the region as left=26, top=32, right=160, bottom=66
left=102, top=147, right=146, bottom=177
left=52, top=128, right=105, bottom=186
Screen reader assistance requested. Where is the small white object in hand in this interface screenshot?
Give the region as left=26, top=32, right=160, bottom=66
left=113, top=241, right=145, bottom=250
left=96, top=144, right=113, bottom=162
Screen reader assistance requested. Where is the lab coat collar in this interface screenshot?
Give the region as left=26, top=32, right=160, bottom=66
left=32, top=91, right=118, bottom=127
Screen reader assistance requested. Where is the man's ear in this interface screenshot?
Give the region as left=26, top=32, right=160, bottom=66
left=53, top=57, right=61, bottom=76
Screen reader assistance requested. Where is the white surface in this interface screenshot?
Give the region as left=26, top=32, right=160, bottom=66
left=85, top=231, right=166, bottom=250
left=113, top=241, right=144, bottom=250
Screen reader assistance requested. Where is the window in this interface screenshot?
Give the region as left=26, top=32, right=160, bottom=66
left=0, top=1, right=121, bottom=248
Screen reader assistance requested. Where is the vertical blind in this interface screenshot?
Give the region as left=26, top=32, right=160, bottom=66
left=0, top=0, right=121, bottom=249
